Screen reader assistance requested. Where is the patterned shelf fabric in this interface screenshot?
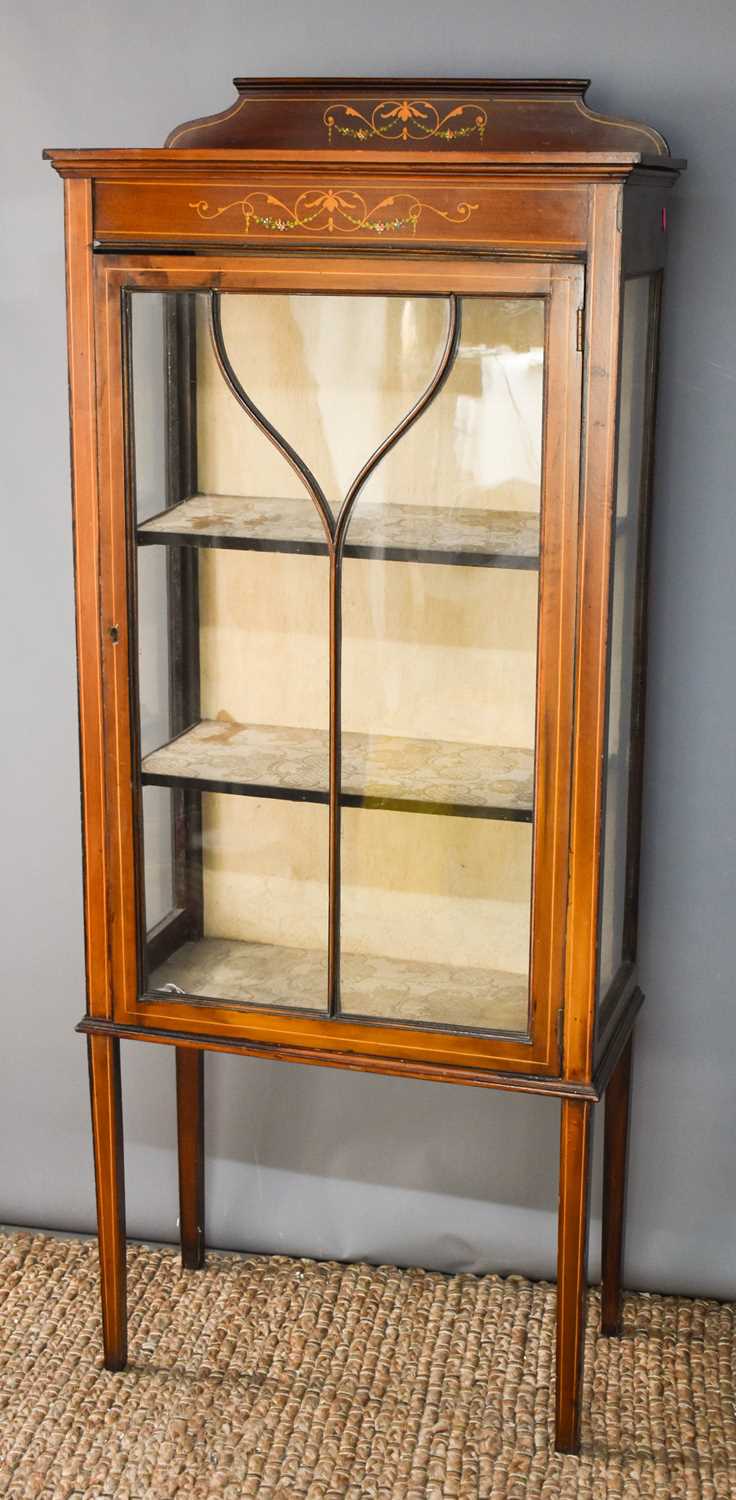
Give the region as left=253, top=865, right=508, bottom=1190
left=149, top=934, right=529, bottom=1032
left=139, top=492, right=540, bottom=560
left=142, top=719, right=534, bottom=813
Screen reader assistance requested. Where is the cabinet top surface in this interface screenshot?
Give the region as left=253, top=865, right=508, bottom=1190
left=44, top=76, right=684, bottom=174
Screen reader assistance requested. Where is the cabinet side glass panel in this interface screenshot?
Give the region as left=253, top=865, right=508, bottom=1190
left=130, top=290, right=330, bottom=1012
left=598, top=275, right=655, bottom=1005
left=339, top=297, right=544, bottom=1033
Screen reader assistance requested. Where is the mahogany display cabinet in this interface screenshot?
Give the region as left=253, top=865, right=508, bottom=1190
left=46, top=78, right=683, bottom=1453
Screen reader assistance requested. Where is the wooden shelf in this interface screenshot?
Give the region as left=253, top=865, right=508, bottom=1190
left=141, top=719, right=534, bottom=820
left=148, top=935, right=529, bottom=1033
left=137, top=493, right=540, bottom=569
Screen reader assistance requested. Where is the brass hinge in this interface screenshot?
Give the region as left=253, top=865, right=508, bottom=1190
left=576, top=306, right=584, bottom=353
left=556, top=1006, right=565, bottom=1059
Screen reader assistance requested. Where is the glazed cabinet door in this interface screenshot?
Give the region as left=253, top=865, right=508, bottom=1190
left=93, top=256, right=582, bottom=1076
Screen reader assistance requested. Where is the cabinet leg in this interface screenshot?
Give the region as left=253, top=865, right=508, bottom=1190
left=555, top=1096, right=593, bottom=1454
left=176, top=1047, right=205, bottom=1270
left=601, top=1033, right=633, bottom=1336
left=87, top=1034, right=127, bottom=1371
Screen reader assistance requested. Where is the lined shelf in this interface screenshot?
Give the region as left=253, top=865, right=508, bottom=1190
left=137, top=493, right=540, bottom=569
left=149, top=935, right=529, bottom=1033
left=141, top=718, right=534, bottom=820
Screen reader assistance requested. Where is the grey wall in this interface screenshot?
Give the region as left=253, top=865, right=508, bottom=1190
left=2, top=0, right=735, bottom=1297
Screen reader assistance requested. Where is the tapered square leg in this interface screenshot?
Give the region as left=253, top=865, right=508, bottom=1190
left=87, top=1034, right=127, bottom=1371
left=601, top=1033, right=633, bottom=1336
left=176, top=1047, right=205, bottom=1270
left=555, top=1096, right=593, bottom=1454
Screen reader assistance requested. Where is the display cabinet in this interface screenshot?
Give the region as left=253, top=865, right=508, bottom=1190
left=46, top=78, right=683, bottom=1453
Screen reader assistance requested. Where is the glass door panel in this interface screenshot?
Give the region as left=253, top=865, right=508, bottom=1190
left=339, top=297, right=544, bottom=1033
left=127, top=283, right=549, bottom=1038
left=131, top=290, right=330, bottom=1011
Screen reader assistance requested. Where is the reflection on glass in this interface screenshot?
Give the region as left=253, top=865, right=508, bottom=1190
left=141, top=786, right=173, bottom=931
left=598, top=277, right=653, bottom=1003
left=208, top=293, right=450, bottom=515
left=360, top=298, right=544, bottom=527
left=130, top=292, right=167, bottom=526
left=340, top=297, right=545, bottom=1032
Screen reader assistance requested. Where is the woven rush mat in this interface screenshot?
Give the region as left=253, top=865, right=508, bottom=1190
left=1, top=1232, right=735, bottom=1499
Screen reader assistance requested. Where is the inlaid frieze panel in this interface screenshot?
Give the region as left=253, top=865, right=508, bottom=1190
left=93, top=177, right=589, bottom=249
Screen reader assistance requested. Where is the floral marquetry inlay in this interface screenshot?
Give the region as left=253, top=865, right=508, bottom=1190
left=324, top=98, right=488, bottom=145
left=188, top=188, right=479, bottom=236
